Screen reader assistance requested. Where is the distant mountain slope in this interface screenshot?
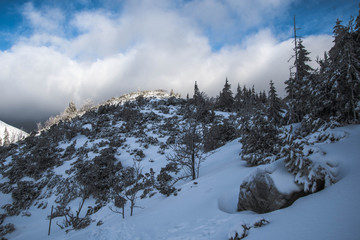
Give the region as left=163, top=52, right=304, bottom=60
left=0, top=120, right=28, bottom=146
left=1, top=91, right=359, bottom=240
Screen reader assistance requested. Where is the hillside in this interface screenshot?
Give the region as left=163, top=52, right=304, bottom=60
left=0, top=91, right=359, bottom=239
left=0, top=121, right=28, bottom=147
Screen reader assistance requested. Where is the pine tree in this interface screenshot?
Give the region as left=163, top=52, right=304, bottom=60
left=285, top=38, right=313, bottom=123
left=268, top=80, right=283, bottom=126
left=310, top=52, right=333, bottom=119
left=240, top=110, right=280, bottom=166
left=328, top=18, right=360, bottom=121
left=189, top=81, right=210, bottom=122
left=63, top=101, right=78, bottom=120
left=217, top=78, right=234, bottom=111
left=234, top=83, right=243, bottom=111
left=193, top=81, right=203, bottom=107
left=3, top=128, right=11, bottom=146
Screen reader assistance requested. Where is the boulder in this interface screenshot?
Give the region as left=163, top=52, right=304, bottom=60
left=237, top=168, right=303, bottom=213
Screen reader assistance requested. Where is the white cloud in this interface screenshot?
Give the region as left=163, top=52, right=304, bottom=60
left=181, top=0, right=296, bottom=41
left=0, top=0, right=334, bottom=121
left=22, top=2, right=65, bottom=33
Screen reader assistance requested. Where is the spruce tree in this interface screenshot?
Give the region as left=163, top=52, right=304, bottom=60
left=328, top=18, right=360, bottom=121
left=240, top=110, right=280, bottom=166
left=310, top=52, right=333, bottom=119
left=3, top=128, right=11, bottom=146
left=268, top=80, right=283, bottom=126
left=193, top=81, right=205, bottom=108
left=217, top=78, right=234, bottom=111
left=285, top=38, right=313, bottom=123
left=234, top=83, right=243, bottom=111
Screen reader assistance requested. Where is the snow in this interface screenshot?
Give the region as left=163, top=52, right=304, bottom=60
left=266, top=160, right=302, bottom=195
left=4, top=124, right=360, bottom=240
left=82, top=123, right=93, bottom=130
left=0, top=120, right=28, bottom=145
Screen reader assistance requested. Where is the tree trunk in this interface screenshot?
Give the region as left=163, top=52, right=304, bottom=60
left=130, top=200, right=134, bottom=216
left=191, top=150, right=196, bottom=180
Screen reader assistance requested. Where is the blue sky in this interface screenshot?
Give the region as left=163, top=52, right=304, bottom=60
left=0, top=0, right=356, bottom=50
left=0, top=0, right=358, bottom=130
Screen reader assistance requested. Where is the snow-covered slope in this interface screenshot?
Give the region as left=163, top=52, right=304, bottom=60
left=4, top=124, right=360, bottom=240
left=0, top=120, right=28, bottom=146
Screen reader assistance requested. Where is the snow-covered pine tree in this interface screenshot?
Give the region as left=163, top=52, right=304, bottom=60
left=285, top=38, right=313, bottom=123
left=308, top=52, right=333, bottom=119
left=65, top=101, right=77, bottom=118
left=282, top=127, right=337, bottom=193
left=267, top=80, right=283, bottom=126
left=327, top=17, right=360, bottom=122
left=240, top=110, right=280, bottom=166
left=3, top=128, right=11, bottom=146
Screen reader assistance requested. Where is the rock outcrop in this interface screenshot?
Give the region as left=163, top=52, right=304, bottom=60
left=237, top=168, right=303, bottom=213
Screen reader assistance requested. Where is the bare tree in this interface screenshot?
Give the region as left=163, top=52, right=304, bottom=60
left=167, top=119, right=206, bottom=180
left=113, top=162, right=154, bottom=217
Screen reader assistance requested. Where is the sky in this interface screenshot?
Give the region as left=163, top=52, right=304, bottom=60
left=0, top=0, right=358, bottom=131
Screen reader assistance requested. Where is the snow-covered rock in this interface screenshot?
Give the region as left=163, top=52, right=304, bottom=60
left=237, top=168, right=303, bottom=213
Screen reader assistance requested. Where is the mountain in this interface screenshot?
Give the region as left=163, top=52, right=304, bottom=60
left=0, top=120, right=28, bottom=146
left=0, top=91, right=359, bottom=240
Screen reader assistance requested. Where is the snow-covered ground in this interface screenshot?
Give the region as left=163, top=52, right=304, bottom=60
left=4, top=125, right=360, bottom=240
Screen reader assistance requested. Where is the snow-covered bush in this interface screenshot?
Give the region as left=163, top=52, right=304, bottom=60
left=298, top=114, right=325, bottom=136
left=282, top=129, right=337, bottom=192
left=228, top=219, right=269, bottom=240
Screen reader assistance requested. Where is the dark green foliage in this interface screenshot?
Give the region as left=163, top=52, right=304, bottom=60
left=74, top=148, right=122, bottom=203
left=156, top=162, right=180, bottom=196
left=267, top=80, right=283, bottom=126
left=298, top=114, right=325, bottom=137
left=327, top=18, right=360, bottom=122
left=240, top=111, right=280, bottom=166
left=296, top=10, right=360, bottom=123
left=285, top=38, right=313, bottom=123
left=63, top=140, right=76, bottom=159
left=0, top=223, right=15, bottom=237
left=282, top=127, right=337, bottom=193
left=217, top=78, right=234, bottom=112
left=12, top=181, right=40, bottom=210
left=203, top=118, right=236, bottom=152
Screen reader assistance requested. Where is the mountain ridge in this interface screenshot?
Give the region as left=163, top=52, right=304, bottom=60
left=0, top=120, right=28, bottom=146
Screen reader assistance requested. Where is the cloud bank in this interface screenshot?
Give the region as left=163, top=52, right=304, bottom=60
left=0, top=0, right=334, bottom=123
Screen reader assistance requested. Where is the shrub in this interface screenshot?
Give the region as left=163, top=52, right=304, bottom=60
left=12, top=181, right=40, bottom=210
left=0, top=223, right=15, bottom=237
